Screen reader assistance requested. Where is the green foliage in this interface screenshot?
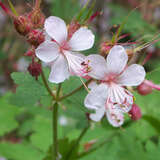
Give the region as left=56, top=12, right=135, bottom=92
left=0, top=94, right=20, bottom=136
left=10, top=72, right=47, bottom=107
left=30, top=115, right=52, bottom=152
left=0, top=142, right=45, bottom=160
left=60, top=77, right=90, bottom=129
left=51, top=0, right=81, bottom=22
left=146, top=66, right=160, bottom=83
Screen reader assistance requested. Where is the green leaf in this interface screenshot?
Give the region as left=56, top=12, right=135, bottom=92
left=0, top=94, right=20, bottom=136
left=51, top=0, right=81, bottom=22
left=59, top=138, right=79, bottom=160
left=145, top=138, right=160, bottom=160
left=30, top=115, right=52, bottom=152
left=146, top=67, right=160, bottom=83
left=60, top=77, right=89, bottom=128
left=0, top=142, right=44, bottom=160
left=116, top=132, right=148, bottom=160
left=10, top=72, right=47, bottom=107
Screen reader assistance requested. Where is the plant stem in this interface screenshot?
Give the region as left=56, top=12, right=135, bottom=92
left=66, top=123, right=90, bottom=160
left=41, top=69, right=56, bottom=100
left=58, top=79, right=91, bottom=101
left=52, top=84, right=62, bottom=160
left=77, top=132, right=119, bottom=159
left=52, top=102, right=58, bottom=160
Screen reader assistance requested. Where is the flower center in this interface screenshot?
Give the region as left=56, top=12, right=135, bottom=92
left=102, top=73, right=117, bottom=85
left=59, top=41, right=70, bottom=53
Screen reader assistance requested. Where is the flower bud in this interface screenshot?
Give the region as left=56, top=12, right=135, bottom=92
left=137, top=81, right=153, bottom=95
left=14, top=15, right=33, bottom=36
left=27, top=29, right=44, bottom=47
left=100, top=41, right=112, bottom=57
left=24, top=48, right=35, bottom=57
left=28, top=61, right=42, bottom=80
left=28, top=8, right=45, bottom=29
left=68, top=21, right=81, bottom=40
left=129, top=104, right=142, bottom=121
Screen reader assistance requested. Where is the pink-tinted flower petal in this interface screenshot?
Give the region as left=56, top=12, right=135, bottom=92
left=44, top=16, right=67, bottom=43
left=88, top=81, right=98, bottom=89
left=49, top=55, right=70, bottom=83
left=117, top=64, right=146, bottom=86
left=36, top=41, right=59, bottom=63
left=68, top=27, right=95, bottom=51
left=90, top=107, right=105, bottom=122
left=106, top=45, right=128, bottom=74
left=84, top=83, right=108, bottom=110
left=64, top=51, right=86, bottom=76
left=108, top=85, right=133, bottom=112
left=106, top=105, right=124, bottom=127
left=85, top=54, right=108, bottom=80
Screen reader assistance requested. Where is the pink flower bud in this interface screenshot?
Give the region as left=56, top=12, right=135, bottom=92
left=14, top=15, right=33, bottom=36
left=28, top=9, right=45, bottom=29
left=27, top=29, right=44, bottom=47
left=137, top=81, right=152, bottom=95
left=129, top=104, right=142, bottom=121
left=24, top=49, right=35, bottom=57
left=28, top=61, right=42, bottom=80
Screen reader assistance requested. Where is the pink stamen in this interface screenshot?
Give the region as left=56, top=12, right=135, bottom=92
left=81, top=60, right=92, bottom=75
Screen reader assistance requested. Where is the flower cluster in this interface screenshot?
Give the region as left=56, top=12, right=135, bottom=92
left=35, top=16, right=146, bottom=127
left=35, top=16, right=94, bottom=83
left=0, top=1, right=147, bottom=127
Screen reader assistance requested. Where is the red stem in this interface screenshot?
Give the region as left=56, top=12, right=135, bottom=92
left=0, top=1, right=12, bottom=16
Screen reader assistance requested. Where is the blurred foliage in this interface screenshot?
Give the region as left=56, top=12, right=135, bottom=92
left=109, top=4, right=160, bottom=47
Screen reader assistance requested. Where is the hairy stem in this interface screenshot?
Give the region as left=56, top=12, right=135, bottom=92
left=66, top=122, right=90, bottom=160
left=41, top=69, right=56, bottom=100
left=35, top=0, right=42, bottom=8
left=58, top=79, right=92, bottom=101
left=52, top=84, right=62, bottom=160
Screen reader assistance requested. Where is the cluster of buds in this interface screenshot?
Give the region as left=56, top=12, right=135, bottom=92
left=0, top=0, right=45, bottom=45
left=0, top=0, right=45, bottom=79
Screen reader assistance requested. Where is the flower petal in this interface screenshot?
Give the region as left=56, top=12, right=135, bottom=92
left=35, top=41, right=59, bottom=63
left=106, top=45, right=128, bottom=74
left=44, top=16, right=67, bottom=43
left=49, top=55, right=70, bottom=83
left=84, top=83, right=108, bottom=110
left=68, top=27, right=95, bottom=51
left=108, top=85, right=133, bottom=112
left=106, top=105, right=124, bottom=127
left=88, top=81, right=98, bottom=89
left=117, top=64, right=146, bottom=86
left=85, top=54, right=108, bottom=80
left=90, top=107, right=105, bottom=122
left=64, top=51, right=86, bottom=76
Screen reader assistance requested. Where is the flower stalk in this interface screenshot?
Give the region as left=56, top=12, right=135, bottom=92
left=52, top=84, right=62, bottom=160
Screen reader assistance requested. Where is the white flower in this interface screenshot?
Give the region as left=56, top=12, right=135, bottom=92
left=84, top=45, right=146, bottom=127
left=35, top=16, right=95, bottom=83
